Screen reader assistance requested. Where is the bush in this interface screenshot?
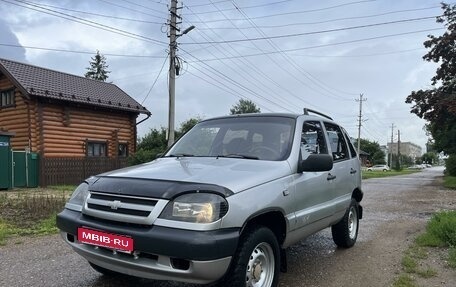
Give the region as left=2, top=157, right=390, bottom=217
left=446, top=154, right=456, bottom=176
left=128, top=147, right=165, bottom=166
left=424, top=210, right=456, bottom=247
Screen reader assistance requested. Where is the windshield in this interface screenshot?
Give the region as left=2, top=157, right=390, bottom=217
left=166, top=116, right=295, bottom=161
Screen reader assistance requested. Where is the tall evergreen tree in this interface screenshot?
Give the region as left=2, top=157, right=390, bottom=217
left=85, top=50, right=110, bottom=81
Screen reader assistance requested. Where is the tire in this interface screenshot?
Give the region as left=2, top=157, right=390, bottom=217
left=89, top=262, right=124, bottom=277
left=331, top=198, right=359, bottom=248
left=218, top=226, right=280, bottom=287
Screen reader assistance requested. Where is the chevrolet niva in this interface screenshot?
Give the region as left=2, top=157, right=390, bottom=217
left=57, top=109, right=363, bottom=287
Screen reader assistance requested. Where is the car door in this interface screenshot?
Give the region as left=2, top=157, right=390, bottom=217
left=291, top=120, right=334, bottom=232
left=323, top=122, right=354, bottom=215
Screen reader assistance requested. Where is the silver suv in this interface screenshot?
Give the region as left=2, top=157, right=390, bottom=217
left=57, top=110, right=363, bottom=287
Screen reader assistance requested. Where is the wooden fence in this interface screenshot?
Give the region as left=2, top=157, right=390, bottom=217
left=40, top=157, right=129, bottom=186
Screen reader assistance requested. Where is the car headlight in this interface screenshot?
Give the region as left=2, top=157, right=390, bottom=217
left=160, top=193, right=229, bottom=223
left=65, top=182, right=89, bottom=212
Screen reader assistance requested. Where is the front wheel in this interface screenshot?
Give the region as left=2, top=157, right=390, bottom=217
left=218, top=226, right=280, bottom=287
left=331, top=198, right=359, bottom=248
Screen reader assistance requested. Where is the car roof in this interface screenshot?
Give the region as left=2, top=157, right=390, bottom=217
left=200, top=112, right=338, bottom=124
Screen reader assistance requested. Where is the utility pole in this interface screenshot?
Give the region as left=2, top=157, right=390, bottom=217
left=167, top=0, right=194, bottom=147
left=167, top=0, right=178, bottom=147
left=356, top=94, right=366, bottom=159
left=390, top=123, right=395, bottom=167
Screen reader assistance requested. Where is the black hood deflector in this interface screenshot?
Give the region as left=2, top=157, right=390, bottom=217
left=86, top=176, right=234, bottom=199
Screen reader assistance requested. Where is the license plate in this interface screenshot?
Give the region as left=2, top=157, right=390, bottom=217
left=77, top=227, right=134, bottom=253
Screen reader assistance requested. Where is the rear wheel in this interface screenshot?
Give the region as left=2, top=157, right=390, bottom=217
left=218, top=226, right=280, bottom=287
left=331, top=198, right=359, bottom=248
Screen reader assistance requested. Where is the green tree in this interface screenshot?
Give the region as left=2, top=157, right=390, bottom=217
left=230, top=99, right=261, bottom=114
left=446, top=154, right=456, bottom=176
left=360, top=138, right=386, bottom=165
left=129, top=127, right=167, bottom=165
left=128, top=117, right=201, bottom=165
left=85, top=50, right=110, bottom=81
left=422, top=152, right=438, bottom=165
left=405, top=3, right=456, bottom=155
left=177, top=117, right=200, bottom=136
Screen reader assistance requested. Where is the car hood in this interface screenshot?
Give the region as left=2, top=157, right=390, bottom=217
left=99, top=157, right=292, bottom=194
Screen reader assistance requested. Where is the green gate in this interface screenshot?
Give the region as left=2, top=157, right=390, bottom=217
left=12, top=151, right=39, bottom=188
left=0, top=139, right=12, bottom=189
left=0, top=133, right=14, bottom=190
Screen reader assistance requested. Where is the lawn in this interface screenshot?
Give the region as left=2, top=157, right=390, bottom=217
left=362, top=169, right=420, bottom=180
left=393, top=210, right=456, bottom=287
left=444, top=176, right=456, bottom=189
left=0, top=186, right=73, bottom=245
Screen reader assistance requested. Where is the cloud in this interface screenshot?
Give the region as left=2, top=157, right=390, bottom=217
left=0, top=20, right=26, bottom=62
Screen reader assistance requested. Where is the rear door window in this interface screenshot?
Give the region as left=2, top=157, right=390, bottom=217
left=324, top=123, right=349, bottom=161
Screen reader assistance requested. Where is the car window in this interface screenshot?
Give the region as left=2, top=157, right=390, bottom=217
left=324, top=123, right=349, bottom=161
left=342, top=128, right=357, bottom=158
left=168, top=116, right=294, bottom=161
left=301, top=121, right=327, bottom=160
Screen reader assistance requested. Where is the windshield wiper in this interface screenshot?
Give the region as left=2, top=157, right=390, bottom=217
left=166, top=153, right=195, bottom=157
left=216, top=154, right=259, bottom=160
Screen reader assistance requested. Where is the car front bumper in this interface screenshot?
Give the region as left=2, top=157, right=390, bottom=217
left=57, top=209, right=239, bottom=284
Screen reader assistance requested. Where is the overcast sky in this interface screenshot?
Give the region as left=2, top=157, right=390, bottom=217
left=0, top=0, right=446, bottom=152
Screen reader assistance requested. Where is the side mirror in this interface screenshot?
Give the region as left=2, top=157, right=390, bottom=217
left=299, top=154, right=333, bottom=173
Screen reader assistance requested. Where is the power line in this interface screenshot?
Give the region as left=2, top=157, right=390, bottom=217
left=119, top=0, right=168, bottom=14
left=4, top=0, right=168, bottom=46
left=185, top=0, right=295, bottom=15
left=20, top=1, right=165, bottom=24
left=0, top=43, right=167, bottom=58
left=183, top=51, right=295, bottom=112
left=189, top=0, right=376, bottom=22
left=185, top=33, right=298, bottom=112
left=185, top=67, right=273, bottom=112
left=185, top=0, right=231, bottom=8
left=96, top=0, right=167, bottom=19
left=196, top=5, right=442, bottom=29
left=141, top=55, right=168, bottom=105
left=230, top=0, right=356, bottom=98
left=182, top=16, right=438, bottom=45
left=203, top=0, right=321, bottom=109
left=186, top=28, right=444, bottom=61
left=184, top=4, right=307, bottom=112
left=289, top=48, right=426, bottom=58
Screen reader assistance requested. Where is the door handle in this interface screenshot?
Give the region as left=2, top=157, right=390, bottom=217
left=327, top=173, right=336, bottom=181
left=350, top=168, right=357, bottom=174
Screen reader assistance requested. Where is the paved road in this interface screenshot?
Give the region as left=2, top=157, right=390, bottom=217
left=0, top=167, right=453, bottom=287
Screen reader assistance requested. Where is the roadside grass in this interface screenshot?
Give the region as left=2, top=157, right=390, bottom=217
left=443, top=175, right=456, bottom=189
left=393, top=274, right=416, bottom=287
left=362, top=169, right=419, bottom=180
left=393, top=210, right=456, bottom=287
left=0, top=187, right=72, bottom=245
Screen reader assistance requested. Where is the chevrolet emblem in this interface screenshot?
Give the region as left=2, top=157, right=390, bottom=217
left=108, top=200, right=122, bottom=210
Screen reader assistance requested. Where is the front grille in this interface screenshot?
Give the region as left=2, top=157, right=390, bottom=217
left=83, top=192, right=168, bottom=225
left=87, top=203, right=151, bottom=217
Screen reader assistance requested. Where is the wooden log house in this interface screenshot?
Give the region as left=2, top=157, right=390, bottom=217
left=0, top=58, right=151, bottom=186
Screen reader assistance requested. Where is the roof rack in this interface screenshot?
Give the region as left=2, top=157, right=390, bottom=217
left=303, top=108, right=333, bottom=120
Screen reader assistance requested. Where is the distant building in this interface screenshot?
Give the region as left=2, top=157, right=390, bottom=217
left=386, top=142, right=422, bottom=160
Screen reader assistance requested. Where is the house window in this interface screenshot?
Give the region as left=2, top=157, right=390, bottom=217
left=87, top=141, right=107, bottom=157
left=118, top=143, right=128, bottom=157
left=0, top=89, right=14, bottom=108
